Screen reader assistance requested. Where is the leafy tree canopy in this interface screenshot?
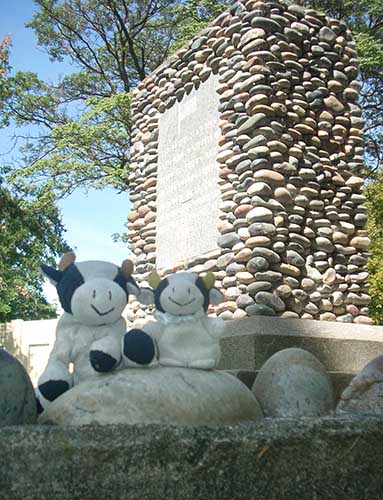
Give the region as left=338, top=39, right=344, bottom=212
left=1, top=0, right=229, bottom=197
left=365, top=175, right=383, bottom=324
left=0, top=37, right=67, bottom=322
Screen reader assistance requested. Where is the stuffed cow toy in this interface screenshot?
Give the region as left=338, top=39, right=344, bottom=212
left=36, top=252, right=155, bottom=412
left=126, top=271, right=225, bottom=369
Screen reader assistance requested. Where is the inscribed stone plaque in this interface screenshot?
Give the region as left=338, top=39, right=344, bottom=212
left=156, top=74, right=221, bottom=269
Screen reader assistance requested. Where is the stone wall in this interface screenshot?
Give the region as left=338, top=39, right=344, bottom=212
left=0, top=319, right=57, bottom=385
left=127, top=0, right=372, bottom=324
left=1, top=418, right=383, bottom=499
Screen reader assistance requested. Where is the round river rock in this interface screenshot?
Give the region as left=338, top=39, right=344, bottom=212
left=252, top=348, right=335, bottom=417
left=0, top=349, right=37, bottom=426
left=337, top=355, right=383, bottom=415
left=39, top=367, right=263, bottom=426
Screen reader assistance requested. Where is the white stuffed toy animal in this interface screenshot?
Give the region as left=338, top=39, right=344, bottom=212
left=125, top=271, right=225, bottom=369
left=36, top=252, right=155, bottom=413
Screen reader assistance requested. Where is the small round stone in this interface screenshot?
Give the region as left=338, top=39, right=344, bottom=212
left=255, top=291, right=286, bottom=312
left=253, top=348, right=335, bottom=417
left=337, top=355, right=383, bottom=415
left=0, top=350, right=37, bottom=426
left=246, top=304, right=276, bottom=316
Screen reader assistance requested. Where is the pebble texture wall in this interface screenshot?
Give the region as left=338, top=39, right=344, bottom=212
left=127, top=0, right=372, bottom=324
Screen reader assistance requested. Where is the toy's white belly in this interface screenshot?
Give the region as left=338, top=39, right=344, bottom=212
left=158, top=322, right=220, bottom=364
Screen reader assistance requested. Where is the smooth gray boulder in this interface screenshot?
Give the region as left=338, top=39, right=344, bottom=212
left=252, top=348, right=335, bottom=417
left=0, top=349, right=37, bottom=426
left=39, top=367, right=263, bottom=426
left=337, top=354, right=383, bottom=415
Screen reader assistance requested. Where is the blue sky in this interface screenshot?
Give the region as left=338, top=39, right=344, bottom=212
left=1, top=2, right=133, bottom=300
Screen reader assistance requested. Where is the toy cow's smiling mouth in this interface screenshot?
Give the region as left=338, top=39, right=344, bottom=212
left=91, top=305, right=115, bottom=316
left=169, top=297, right=196, bottom=307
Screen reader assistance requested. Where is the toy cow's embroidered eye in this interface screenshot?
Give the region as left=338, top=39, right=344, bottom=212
left=93, top=290, right=96, bottom=299
left=109, top=291, right=112, bottom=301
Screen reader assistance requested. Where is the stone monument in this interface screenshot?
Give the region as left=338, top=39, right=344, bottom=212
left=127, top=0, right=372, bottom=323
left=156, top=74, right=221, bottom=269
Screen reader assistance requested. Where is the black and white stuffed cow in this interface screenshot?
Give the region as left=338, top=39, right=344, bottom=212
left=36, top=252, right=155, bottom=412
left=123, top=271, right=225, bottom=369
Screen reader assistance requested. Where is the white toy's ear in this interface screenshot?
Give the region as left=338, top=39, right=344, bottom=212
left=209, top=288, right=224, bottom=305
left=137, top=287, right=155, bottom=305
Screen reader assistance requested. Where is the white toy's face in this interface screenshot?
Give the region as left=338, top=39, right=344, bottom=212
left=159, top=274, right=205, bottom=316
left=71, top=278, right=127, bottom=326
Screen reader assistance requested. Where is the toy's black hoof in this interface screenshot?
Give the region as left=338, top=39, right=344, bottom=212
left=90, top=350, right=119, bottom=372
left=36, top=397, right=44, bottom=415
left=124, top=329, right=155, bottom=365
left=38, top=380, right=70, bottom=402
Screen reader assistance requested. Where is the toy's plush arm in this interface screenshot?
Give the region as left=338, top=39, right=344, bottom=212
left=36, top=314, right=74, bottom=412
left=202, top=316, right=226, bottom=339
left=142, top=320, right=166, bottom=342
left=122, top=321, right=164, bottom=368
left=89, top=319, right=125, bottom=373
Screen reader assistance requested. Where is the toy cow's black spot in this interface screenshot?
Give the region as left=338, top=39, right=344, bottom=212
left=154, top=277, right=170, bottom=313
left=123, top=329, right=156, bottom=365
left=56, top=264, right=84, bottom=314
left=36, top=397, right=44, bottom=415
left=195, top=277, right=210, bottom=311
left=114, top=271, right=138, bottom=299
left=90, top=350, right=120, bottom=372
left=39, top=380, right=70, bottom=402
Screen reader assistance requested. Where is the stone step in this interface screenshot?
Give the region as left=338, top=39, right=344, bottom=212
left=219, top=316, right=383, bottom=374
left=225, top=369, right=354, bottom=403
left=1, top=419, right=383, bottom=499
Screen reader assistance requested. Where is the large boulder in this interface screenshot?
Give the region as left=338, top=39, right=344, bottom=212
left=252, top=348, right=335, bottom=417
left=337, top=354, right=383, bottom=415
left=0, top=349, right=37, bottom=426
left=39, top=367, right=263, bottom=426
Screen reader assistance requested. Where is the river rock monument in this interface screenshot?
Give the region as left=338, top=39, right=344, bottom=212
left=127, top=0, right=371, bottom=323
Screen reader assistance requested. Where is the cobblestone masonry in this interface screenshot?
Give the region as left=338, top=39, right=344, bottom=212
left=127, top=0, right=372, bottom=324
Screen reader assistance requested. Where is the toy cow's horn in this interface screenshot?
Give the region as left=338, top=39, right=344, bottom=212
left=58, top=251, right=76, bottom=271
left=202, top=272, right=215, bottom=290
left=121, top=259, right=134, bottom=278
left=148, top=271, right=161, bottom=289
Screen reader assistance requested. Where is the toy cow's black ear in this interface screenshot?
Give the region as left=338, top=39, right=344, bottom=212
left=209, top=288, right=224, bottom=305
left=126, top=277, right=140, bottom=297
left=40, top=265, right=63, bottom=286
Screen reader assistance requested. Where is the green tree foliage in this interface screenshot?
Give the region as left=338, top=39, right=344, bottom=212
left=0, top=185, right=67, bottom=321
left=1, top=0, right=228, bottom=197
left=0, top=37, right=67, bottom=322
left=365, top=175, right=383, bottom=324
